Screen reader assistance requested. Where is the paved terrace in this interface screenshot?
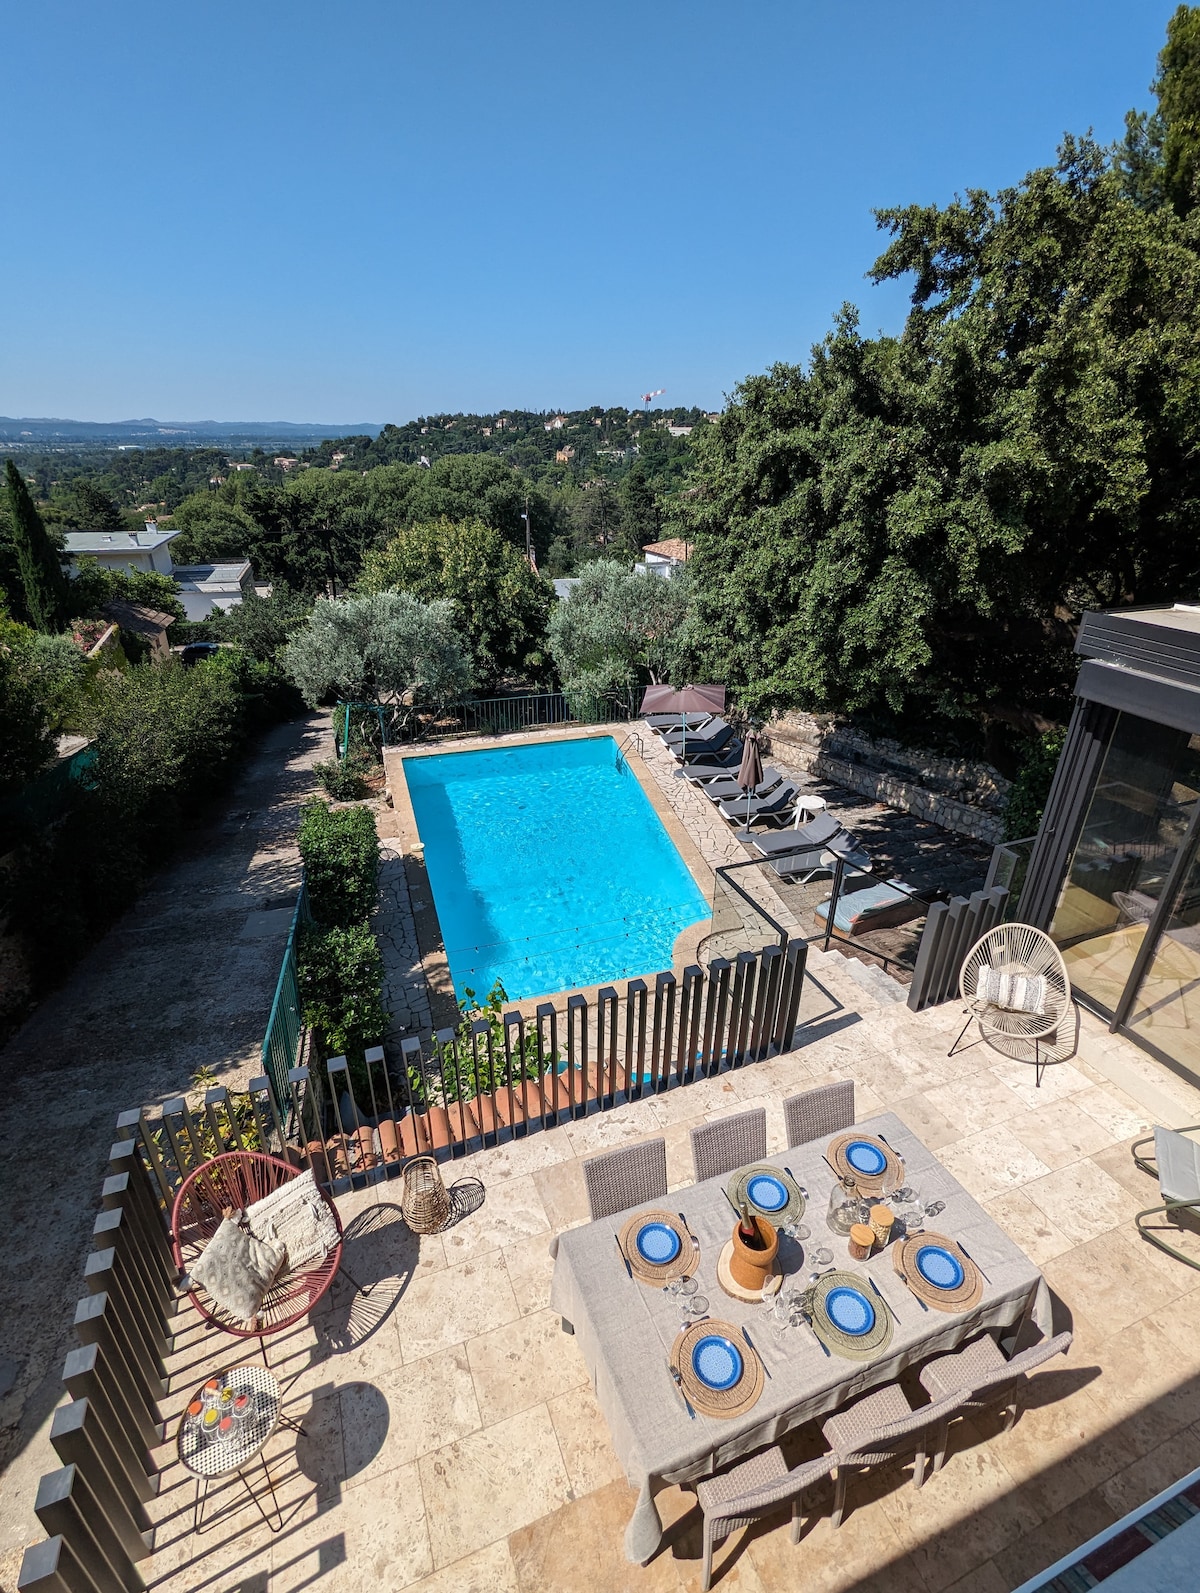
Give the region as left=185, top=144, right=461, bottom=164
left=142, top=984, right=1200, bottom=1593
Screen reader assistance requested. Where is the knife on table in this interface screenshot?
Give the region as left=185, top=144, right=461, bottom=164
left=668, top=1362, right=696, bottom=1418
left=865, top=1274, right=897, bottom=1323
left=741, top=1324, right=770, bottom=1378
left=614, top=1233, right=632, bottom=1280
left=957, top=1239, right=990, bottom=1283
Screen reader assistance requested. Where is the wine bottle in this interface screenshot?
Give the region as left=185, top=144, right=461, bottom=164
left=738, top=1198, right=763, bottom=1250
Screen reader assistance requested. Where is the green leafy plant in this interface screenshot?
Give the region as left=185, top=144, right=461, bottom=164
left=314, top=751, right=372, bottom=801
left=298, top=800, right=380, bottom=927
left=409, top=978, right=555, bottom=1107
left=297, top=921, right=388, bottom=1060
left=1004, top=729, right=1067, bottom=840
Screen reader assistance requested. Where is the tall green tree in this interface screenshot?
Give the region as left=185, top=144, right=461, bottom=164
left=4, top=460, right=67, bottom=633
left=547, top=561, right=694, bottom=702
left=1160, top=3, right=1200, bottom=213
left=358, top=517, right=551, bottom=688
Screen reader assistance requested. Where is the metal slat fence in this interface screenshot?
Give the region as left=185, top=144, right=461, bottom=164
left=260, top=880, right=312, bottom=1107
left=334, top=689, right=637, bottom=757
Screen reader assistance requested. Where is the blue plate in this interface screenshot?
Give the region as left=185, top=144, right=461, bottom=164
left=691, top=1335, right=744, bottom=1391
left=824, top=1286, right=876, bottom=1337
left=915, top=1244, right=965, bottom=1290
left=746, top=1173, right=789, bottom=1212
left=635, top=1222, right=681, bottom=1265
left=845, top=1139, right=887, bottom=1176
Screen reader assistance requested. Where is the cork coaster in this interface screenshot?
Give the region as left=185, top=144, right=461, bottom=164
left=808, top=1268, right=895, bottom=1361
left=618, top=1209, right=697, bottom=1287
left=727, top=1164, right=806, bottom=1228
left=892, top=1232, right=983, bottom=1313
left=671, top=1317, right=765, bottom=1419
left=716, top=1238, right=782, bottom=1303
left=828, top=1132, right=904, bottom=1199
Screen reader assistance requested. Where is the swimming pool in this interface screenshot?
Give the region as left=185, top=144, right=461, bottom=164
left=401, top=735, right=710, bottom=1002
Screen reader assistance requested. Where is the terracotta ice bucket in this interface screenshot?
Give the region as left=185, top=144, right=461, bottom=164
left=729, top=1214, right=779, bottom=1292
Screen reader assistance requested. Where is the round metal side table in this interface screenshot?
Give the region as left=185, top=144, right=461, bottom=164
left=177, top=1363, right=302, bottom=1534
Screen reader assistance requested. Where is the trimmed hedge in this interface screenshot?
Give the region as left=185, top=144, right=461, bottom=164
left=297, top=801, right=380, bottom=928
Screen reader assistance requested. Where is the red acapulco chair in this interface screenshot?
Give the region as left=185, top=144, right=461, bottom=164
left=171, top=1150, right=344, bottom=1362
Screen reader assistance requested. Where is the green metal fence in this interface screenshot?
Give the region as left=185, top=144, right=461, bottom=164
left=260, top=878, right=313, bottom=1106
left=335, top=690, right=637, bottom=757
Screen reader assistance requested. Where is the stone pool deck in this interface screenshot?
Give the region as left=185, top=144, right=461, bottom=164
left=141, top=982, right=1200, bottom=1593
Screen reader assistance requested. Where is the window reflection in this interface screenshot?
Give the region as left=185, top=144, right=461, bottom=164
left=1049, top=715, right=1200, bottom=1017
left=1127, top=843, right=1200, bottom=1067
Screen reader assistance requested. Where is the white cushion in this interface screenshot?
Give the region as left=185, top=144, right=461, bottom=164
left=975, top=967, right=1047, bottom=1016
left=189, top=1216, right=286, bottom=1323
left=246, top=1169, right=339, bottom=1270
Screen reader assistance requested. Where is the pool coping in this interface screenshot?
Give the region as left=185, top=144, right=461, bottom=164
left=381, top=724, right=716, bottom=1022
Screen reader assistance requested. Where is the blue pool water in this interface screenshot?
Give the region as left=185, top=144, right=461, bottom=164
left=402, top=736, right=710, bottom=1002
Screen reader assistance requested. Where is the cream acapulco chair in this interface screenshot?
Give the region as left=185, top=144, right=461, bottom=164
left=950, top=923, right=1072, bottom=1086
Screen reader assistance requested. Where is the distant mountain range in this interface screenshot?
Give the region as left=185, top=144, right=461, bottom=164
left=0, top=416, right=382, bottom=447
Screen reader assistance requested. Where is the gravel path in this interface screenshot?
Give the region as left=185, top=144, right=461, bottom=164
left=0, top=711, right=331, bottom=1587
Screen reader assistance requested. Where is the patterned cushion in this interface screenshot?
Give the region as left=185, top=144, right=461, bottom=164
left=189, top=1216, right=286, bottom=1323
left=975, top=967, right=1047, bottom=1016
left=246, top=1169, right=339, bottom=1270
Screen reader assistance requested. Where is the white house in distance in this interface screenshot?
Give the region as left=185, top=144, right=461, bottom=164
left=62, top=521, right=255, bottom=621
left=637, top=537, right=691, bottom=579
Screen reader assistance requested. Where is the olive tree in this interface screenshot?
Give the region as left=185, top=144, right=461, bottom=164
left=547, top=560, right=694, bottom=703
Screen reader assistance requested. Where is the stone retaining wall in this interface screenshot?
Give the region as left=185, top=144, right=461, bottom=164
left=767, top=710, right=1011, bottom=846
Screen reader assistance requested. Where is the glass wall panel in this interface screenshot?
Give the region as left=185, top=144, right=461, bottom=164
left=1049, top=715, right=1200, bottom=1016
left=1126, top=840, right=1200, bottom=1074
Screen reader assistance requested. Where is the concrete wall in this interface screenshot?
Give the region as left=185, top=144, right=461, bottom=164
left=767, top=710, right=1011, bottom=846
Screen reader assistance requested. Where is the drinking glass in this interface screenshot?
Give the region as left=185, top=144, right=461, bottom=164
left=813, top=1245, right=833, bottom=1268
left=685, top=1294, right=709, bottom=1326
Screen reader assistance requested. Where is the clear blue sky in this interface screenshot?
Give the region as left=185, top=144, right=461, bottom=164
left=0, top=0, right=1182, bottom=423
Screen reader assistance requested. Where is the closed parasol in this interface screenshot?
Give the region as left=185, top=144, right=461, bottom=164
left=735, top=730, right=764, bottom=834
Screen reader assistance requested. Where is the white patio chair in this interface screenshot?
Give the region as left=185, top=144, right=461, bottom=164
left=1132, top=1124, right=1200, bottom=1269
left=952, top=922, right=1072, bottom=1085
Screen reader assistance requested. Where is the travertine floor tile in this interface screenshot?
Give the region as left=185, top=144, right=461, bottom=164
left=1008, top=1099, right=1116, bottom=1171
left=419, top=1404, right=571, bottom=1568
left=991, top=1489, right=1118, bottom=1590
left=340, top=1346, right=482, bottom=1486
left=1099, top=1420, right=1200, bottom=1519
left=394, top=1249, right=521, bottom=1363
left=503, top=1230, right=558, bottom=1316
left=1021, top=1159, right=1142, bottom=1245
left=270, top=1459, right=432, bottom=1591
left=467, top=1307, right=588, bottom=1425
left=747, top=1488, right=914, bottom=1593
left=547, top=1382, right=625, bottom=1497
left=440, top=1174, right=550, bottom=1265
left=936, top=1125, right=1052, bottom=1203
left=1072, top=1086, right=1150, bottom=1142
left=407, top=1539, right=521, bottom=1593
left=941, top=1562, right=1009, bottom=1593
left=1041, top=1227, right=1187, bottom=1337
left=532, top=1156, right=591, bottom=1232
left=924, top=1072, right=1027, bottom=1138
left=983, top=1189, right=1075, bottom=1267
left=889, top=1091, right=963, bottom=1152
left=507, top=1478, right=682, bottom=1592
left=989, top=1059, right=1091, bottom=1110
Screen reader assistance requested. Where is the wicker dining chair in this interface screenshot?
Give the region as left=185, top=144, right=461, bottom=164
left=952, top=922, right=1072, bottom=1085
left=172, top=1151, right=343, bottom=1361
left=694, top=1449, right=834, bottom=1591
left=918, top=1330, right=1072, bottom=1469
left=822, top=1385, right=968, bottom=1527
left=582, top=1137, right=668, bottom=1222
left=783, top=1081, right=855, bottom=1148
left=690, top=1108, right=768, bottom=1183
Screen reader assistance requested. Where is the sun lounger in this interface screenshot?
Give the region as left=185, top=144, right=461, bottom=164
left=670, top=725, right=739, bottom=762
left=815, top=878, right=921, bottom=934
left=750, top=811, right=842, bottom=856
left=680, top=750, right=744, bottom=779
left=662, top=715, right=728, bottom=743
left=699, top=767, right=785, bottom=804
left=717, top=782, right=800, bottom=826
left=645, top=713, right=714, bottom=735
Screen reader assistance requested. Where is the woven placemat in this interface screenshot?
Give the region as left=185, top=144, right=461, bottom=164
left=618, top=1209, right=698, bottom=1287
left=809, top=1269, right=895, bottom=1361
left=827, top=1132, right=904, bottom=1199
left=726, top=1164, right=806, bottom=1228
left=671, top=1317, right=765, bottom=1419
left=892, top=1232, right=983, bottom=1313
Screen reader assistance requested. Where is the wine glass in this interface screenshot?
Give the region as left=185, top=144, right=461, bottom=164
left=813, top=1245, right=833, bottom=1268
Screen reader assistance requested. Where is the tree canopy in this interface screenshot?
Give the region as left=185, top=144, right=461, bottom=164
left=548, top=561, right=694, bottom=702
left=283, top=591, right=472, bottom=723
left=4, top=460, right=67, bottom=633
left=358, top=516, right=551, bottom=689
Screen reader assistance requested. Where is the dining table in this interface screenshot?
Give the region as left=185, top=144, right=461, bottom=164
left=549, top=1110, right=1053, bottom=1563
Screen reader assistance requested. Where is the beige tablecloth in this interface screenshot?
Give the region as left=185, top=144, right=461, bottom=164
left=549, top=1111, right=1052, bottom=1563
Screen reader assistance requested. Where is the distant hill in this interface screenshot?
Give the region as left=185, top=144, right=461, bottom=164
left=0, top=416, right=381, bottom=449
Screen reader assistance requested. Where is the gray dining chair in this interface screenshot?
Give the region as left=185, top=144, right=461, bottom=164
left=582, top=1137, right=668, bottom=1222
left=695, top=1448, right=834, bottom=1591
left=782, top=1081, right=855, bottom=1147
left=821, top=1385, right=967, bottom=1527
left=690, top=1108, right=767, bottom=1183
left=918, top=1330, right=1073, bottom=1468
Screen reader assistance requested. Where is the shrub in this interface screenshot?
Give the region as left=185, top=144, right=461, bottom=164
left=313, top=752, right=372, bottom=802
left=298, top=800, right=380, bottom=927
left=1004, top=729, right=1067, bottom=841
left=297, top=922, right=387, bottom=1060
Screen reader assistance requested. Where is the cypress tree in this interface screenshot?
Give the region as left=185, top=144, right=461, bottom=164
left=4, top=459, right=67, bottom=633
